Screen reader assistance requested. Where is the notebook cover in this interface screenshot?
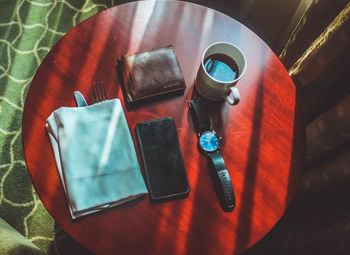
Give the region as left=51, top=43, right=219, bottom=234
left=117, top=45, right=186, bottom=104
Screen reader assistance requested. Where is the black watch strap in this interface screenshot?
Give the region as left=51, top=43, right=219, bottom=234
left=208, top=151, right=235, bottom=211
left=188, top=98, right=210, bottom=134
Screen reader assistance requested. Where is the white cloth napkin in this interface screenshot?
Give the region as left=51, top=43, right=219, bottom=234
left=46, top=99, right=147, bottom=219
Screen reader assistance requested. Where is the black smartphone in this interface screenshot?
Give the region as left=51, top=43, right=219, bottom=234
left=135, top=117, right=190, bottom=201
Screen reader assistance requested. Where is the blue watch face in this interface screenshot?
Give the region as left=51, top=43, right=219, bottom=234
left=199, top=131, right=219, bottom=152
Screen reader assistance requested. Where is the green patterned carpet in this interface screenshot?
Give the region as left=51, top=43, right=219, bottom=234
left=0, top=0, right=119, bottom=253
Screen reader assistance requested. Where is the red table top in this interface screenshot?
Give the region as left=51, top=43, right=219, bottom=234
left=22, top=1, right=305, bottom=254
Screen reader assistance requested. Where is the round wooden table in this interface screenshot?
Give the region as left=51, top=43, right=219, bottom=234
left=22, top=1, right=305, bottom=254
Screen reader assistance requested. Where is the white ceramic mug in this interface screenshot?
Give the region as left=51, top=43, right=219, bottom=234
left=195, top=42, right=247, bottom=105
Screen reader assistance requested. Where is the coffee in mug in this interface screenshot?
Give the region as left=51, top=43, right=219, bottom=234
left=204, top=53, right=239, bottom=82
left=196, top=42, right=246, bottom=105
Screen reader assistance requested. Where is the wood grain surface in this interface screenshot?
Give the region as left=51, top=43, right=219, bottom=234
left=22, top=1, right=305, bottom=254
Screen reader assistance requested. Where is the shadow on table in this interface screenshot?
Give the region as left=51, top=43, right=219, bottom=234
left=48, top=223, right=96, bottom=255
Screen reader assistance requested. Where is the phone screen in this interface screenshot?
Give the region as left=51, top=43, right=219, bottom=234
left=135, top=117, right=189, bottom=200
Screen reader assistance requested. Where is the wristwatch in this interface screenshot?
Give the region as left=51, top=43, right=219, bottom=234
left=188, top=98, right=235, bottom=211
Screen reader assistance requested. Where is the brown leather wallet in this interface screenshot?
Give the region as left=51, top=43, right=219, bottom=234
left=117, top=45, right=186, bottom=104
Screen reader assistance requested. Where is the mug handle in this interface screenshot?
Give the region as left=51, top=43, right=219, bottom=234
left=225, top=86, right=240, bottom=105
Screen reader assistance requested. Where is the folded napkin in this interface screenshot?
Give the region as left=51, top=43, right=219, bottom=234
left=46, top=99, right=147, bottom=219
